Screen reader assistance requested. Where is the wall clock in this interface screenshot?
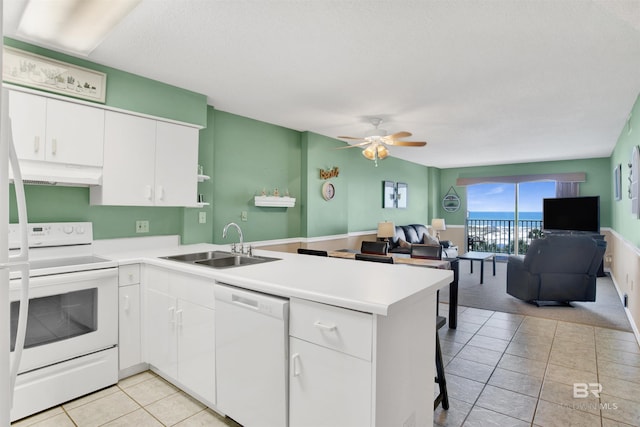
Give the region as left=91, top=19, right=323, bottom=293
left=322, top=181, right=335, bottom=201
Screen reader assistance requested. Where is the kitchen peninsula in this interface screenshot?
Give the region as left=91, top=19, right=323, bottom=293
left=105, top=242, right=452, bottom=427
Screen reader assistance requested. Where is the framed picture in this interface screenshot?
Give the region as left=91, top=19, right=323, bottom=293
left=383, top=181, right=395, bottom=208
left=614, top=163, right=622, bottom=201
left=3, top=46, right=107, bottom=103
left=396, top=182, right=408, bottom=209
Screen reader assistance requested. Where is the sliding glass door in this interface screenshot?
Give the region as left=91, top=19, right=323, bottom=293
left=467, top=181, right=555, bottom=254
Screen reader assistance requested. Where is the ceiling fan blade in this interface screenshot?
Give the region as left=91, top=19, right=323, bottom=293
left=337, top=136, right=365, bottom=141
left=386, top=131, right=412, bottom=139
left=389, top=141, right=427, bottom=147
left=335, top=142, right=370, bottom=149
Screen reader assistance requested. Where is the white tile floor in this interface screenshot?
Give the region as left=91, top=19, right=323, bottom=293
left=11, top=371, right=240, bottom=427
left=435, top=305, right=640, bottom=427
left=11, top=304, right=640, bottom=427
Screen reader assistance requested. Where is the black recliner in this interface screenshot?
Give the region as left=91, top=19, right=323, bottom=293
left=506, top=235, right=606, bottom=304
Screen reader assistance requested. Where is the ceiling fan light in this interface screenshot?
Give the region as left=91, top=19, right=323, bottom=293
left=377, top=145, right=389, bottom=159
left=362, top=145, right=376, bottom=160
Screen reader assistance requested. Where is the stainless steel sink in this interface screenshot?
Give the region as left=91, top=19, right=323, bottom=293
left=162, top=251, right=279, bottom=269
left=195, top=254, right=280, bottom=269
left=163, top=251, right=234, bottom=263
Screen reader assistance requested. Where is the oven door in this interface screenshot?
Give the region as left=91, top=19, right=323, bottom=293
left=9, top=268, right=118, bottom=374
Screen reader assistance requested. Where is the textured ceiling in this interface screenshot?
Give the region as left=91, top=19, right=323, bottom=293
left=4, top=0, right=640, bottom=168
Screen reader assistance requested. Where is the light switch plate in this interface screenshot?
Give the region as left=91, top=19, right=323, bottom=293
left=241, top=211, right=248, bottom=221
left=199, top=212, right=207, bottom=224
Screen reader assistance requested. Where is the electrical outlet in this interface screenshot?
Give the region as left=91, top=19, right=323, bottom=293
left=199, top=211, right=207, bottom=224
left=136, top=220, right=149, bottom=233
left=241, top=211, right=248, bottom=221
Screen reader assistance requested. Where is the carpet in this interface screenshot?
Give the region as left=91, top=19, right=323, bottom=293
left=438, top=260, right=632, bottom=332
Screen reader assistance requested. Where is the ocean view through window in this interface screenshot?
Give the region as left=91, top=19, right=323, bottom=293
left=467, top=182, right=555, bottom=254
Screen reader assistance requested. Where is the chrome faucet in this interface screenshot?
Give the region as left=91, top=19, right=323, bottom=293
left=223, top=222, right=244, bottom=254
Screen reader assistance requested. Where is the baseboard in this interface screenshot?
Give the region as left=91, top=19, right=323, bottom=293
left=607, top=268, right=640, bottom=345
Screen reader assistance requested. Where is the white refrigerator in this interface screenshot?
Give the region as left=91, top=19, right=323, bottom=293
left=0, top=39, right=31, bottom=427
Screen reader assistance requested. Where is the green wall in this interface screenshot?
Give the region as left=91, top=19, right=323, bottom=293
left=4, top=39, right=207, bottom=126
left=211, top=111, right=302, bottom=244
left=300, top=132, right=431, bottom=237
left=610, top=94, right=640, bottom=247
left=182, top=107, right=215, bottom=244
left=437, top=158, right=612, bottom=227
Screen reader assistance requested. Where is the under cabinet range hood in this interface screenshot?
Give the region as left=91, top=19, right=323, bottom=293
left=9, top=160, right=102, bottom=186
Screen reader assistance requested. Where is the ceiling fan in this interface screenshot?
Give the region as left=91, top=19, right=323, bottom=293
left=337, top=118, right=427, bottom=166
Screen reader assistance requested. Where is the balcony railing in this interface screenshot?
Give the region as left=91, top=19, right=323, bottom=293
left=467, top=219, right=543, bottom=255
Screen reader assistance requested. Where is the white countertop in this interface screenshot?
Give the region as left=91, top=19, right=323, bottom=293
left=100, top=243, right=452, bottom=316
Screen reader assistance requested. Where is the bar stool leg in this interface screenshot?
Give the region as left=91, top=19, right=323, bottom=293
left=434, top=318, right=449, bottom=410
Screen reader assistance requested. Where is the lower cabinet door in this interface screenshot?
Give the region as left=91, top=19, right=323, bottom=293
left=289, top=337, right=372, bottom=427
left=145, top=289, right=178, bottom=378
left=119, top=284, right=141, bottom=370
left=177, top=299, right=216, bottom=405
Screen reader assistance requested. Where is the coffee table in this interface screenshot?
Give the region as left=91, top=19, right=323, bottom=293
left=457, top=251, right=496, bottom=284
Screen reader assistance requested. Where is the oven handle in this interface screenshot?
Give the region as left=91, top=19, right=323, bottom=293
left=15, top=267, right=118, bottom=289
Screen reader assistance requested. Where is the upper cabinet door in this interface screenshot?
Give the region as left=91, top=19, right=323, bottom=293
left=94, top=111, right=157, bottom=206
left=46, top=99, right=105, bottom=166
left=8, top=91, right=47, bottom=161
left=155, top=121, right=198, bottom=207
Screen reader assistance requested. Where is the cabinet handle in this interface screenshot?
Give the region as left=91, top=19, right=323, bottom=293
left=51, top=138, right=57, bottom=155
left=124, top=295, right=130, bottom=312
left=34, top=136, right=40, bottom=153
left=144, top=185, right=153, bottom=201
left=157, top=185, right=164, bottom=201
left=176, top=309, right=183, bottom=328
left=313, top=321, right=337, bottom=331
left=292, top=353, right=301, bottom=377
left=168, top=306, right=175, bottom=325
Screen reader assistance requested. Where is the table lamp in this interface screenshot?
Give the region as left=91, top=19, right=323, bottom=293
left=377, top=221, right=395, bottom=242
left=431, top=218, right=446, bottom=241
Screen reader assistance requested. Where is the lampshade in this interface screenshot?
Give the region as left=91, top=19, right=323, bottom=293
left=377, top=221, right=395, bottom=238
left=362, top=144, right=389, bottom=161
left=431, top=218, right=446, bottom=231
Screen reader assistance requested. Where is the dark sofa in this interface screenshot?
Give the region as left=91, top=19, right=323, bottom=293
left=389, top=224, right=458, bottom=258
left=506, top=234, right=607, bottom=304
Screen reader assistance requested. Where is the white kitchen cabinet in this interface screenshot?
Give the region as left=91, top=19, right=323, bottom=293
left=290, top=337, right=372, bottom=427
left=9, top=90, right=104, bottom=166
left=119, top=264, right=145, bottom=378
left=154, top=121, right=199, bottom=207
left=289, top=296, right=435, bottom=427
left=143, top=266, right=216, bottom=406
left=91, top=111, right=199, bottom=207
left=118, top=284, right=142, bottom=372
left=289, top=299, right=372, bottom=427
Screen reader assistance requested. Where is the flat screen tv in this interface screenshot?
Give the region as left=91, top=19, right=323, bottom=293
left=543, top=196, right=600, bottom=233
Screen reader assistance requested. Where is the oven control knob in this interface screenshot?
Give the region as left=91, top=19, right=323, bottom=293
left=76, top=226, right=85, bottom=234
left=63, top=225, right=74, bottom=234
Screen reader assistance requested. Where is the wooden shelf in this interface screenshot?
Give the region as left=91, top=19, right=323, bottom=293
left=254, top=196, right=296, bottom=208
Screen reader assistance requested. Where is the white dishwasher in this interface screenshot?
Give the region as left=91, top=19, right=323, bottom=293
left=214, top=283, right=289, bottom=427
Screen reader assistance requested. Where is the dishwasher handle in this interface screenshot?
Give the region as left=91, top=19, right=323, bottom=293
left=231, top=294, right=259, bottom=310
left=214, top=283, right=289, bottom=320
